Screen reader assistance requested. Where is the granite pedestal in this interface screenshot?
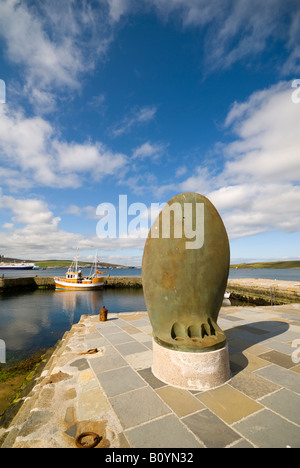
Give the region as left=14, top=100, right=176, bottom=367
left=152, top=339, right=231, bottom=391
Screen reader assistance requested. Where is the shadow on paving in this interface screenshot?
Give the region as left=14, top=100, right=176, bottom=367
left=226, top=320, right=290, bottom=374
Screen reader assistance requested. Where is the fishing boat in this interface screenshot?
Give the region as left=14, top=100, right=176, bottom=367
left=54, top=251, right=106, bottom=290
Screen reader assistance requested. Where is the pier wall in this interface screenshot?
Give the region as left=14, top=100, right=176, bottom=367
left=0, top=276, right=55, bottom=292
left=104, top=276, right=142, bottom=288
left=0, top=276, right=142, bottom=292
left=0, top=275, right=299, bottom=304
left=227, top=278, right=300, bottom=304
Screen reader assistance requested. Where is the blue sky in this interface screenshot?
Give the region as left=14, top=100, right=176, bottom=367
left=0, top=0, right=299, bottom=265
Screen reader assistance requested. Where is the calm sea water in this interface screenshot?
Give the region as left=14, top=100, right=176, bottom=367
left=1, top=266, right=299, bottom=281
left=229, top=268, right=300, bottom=282
left=0, top=267, right=141, bottom=279
left=0, top=287, right=146, bottom=365
left=0, top=267, right=299, bottom=364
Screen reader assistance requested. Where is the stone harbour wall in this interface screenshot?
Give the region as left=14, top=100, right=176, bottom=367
left=0, top=275, right=299, bottom=305
left=0, top=276, right=142, bottom=292
left=227, top=278, right=300, bottom=304
left=0, top=276, right=56, bottom=291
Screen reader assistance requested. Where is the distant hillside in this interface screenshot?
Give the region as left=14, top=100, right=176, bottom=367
left=230, top=260, right=300, bottom=269
left=35, top=260, right=132, bottom=269
left=0, top=256, right=132, bottom=269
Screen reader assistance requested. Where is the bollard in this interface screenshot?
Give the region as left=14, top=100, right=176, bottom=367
left=99, top=306, right=108, bottom=322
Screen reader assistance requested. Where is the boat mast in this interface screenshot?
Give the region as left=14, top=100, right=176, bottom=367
left=88, top=250, right=99, bottom=278
left=75, top=248, right=79, bottom=272
left=90, top=250, right=98, bottom=277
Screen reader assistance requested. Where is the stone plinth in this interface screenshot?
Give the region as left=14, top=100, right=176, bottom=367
left=152, top=339, right=231, bottom=391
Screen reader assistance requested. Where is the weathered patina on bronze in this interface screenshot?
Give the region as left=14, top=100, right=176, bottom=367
left=142, top=192, right=230, bottom=352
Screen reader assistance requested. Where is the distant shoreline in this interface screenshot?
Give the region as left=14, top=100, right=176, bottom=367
left=2, top=258, right=299, bottom=270
left=230, top=260, right=300, bottom=269
left=0, top=258, right=137, bottom=270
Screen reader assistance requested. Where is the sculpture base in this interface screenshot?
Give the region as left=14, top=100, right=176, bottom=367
left=152, top=339, right=231, bottom=391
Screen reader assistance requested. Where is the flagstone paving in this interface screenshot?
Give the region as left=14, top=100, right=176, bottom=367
left=1, top=304, right=300, bottom=448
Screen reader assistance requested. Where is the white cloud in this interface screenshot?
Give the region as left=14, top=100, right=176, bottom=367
left=208, top=183, right=300, bottom=239
left=0, top=192, right=121, bottom=259
left=0, top=106, right=128, bottom=189
left=0, top=0, right=298, bottom=115
left=65, top=205, right=99, bottom=220
left=0, top=1, right=79, bottom=86
left=0, top=189, right=148, bottom=259
left=2, top=223, right=13, bottom=230
left=147, top=0, right=222, bottom=25
left=111, top=105, right=157, bottom=137
left=106, top=0, right=300, bottom=75
left=175, top=166, right=187, bottom=177
left=0, top=192, right=59, bottom=228
left=222, top=82, right=300, bottom=183
left=150, top=0, right=300, bottom=73
left=178, top=81, right=300, bottom=240
left=54, top=141, right=127, bottom=180
left=0, top=0, right=112, bottom=110
left=132, top=141, right=167, bottom=160
left=1, top=0, right=298, bottom=118
left=65, top=205, right=82, bottom=217
left=179, top=166, right=214, bottom=194
left=0, top=192, right=67, bottom=257
left=106, top=0, right=131, bottom=22
left=154, top=165, right=214, bottom=196
left=88, top=93, right=106, bottom=114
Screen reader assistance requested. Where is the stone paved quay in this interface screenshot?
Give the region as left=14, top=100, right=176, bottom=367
left=1, top=304, right=300, bottom=448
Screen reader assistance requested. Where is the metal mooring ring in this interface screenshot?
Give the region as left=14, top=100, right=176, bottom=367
left=75, top=432, right=102, bottom=448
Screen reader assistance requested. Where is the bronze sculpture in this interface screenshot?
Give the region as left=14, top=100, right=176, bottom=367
left=142, top=192, right=230, bottom=353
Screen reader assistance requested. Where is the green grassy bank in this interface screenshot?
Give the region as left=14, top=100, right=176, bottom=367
left=0, top=349, right=53, bottom=426
left=230, top=260, right=300, bottom=269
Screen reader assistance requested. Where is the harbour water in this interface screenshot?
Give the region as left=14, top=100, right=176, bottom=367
left=0, top=267, right=299, bottom=365
left=1, top=266, right=299, bottom=282
left=0, top=267, right=141, bottom=279
left=0, top=287, right=146, bottom=364
left=229, top=268, right=300, bottom=282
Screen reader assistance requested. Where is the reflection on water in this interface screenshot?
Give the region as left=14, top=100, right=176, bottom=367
left=0, top=288, right=146, bottom=364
